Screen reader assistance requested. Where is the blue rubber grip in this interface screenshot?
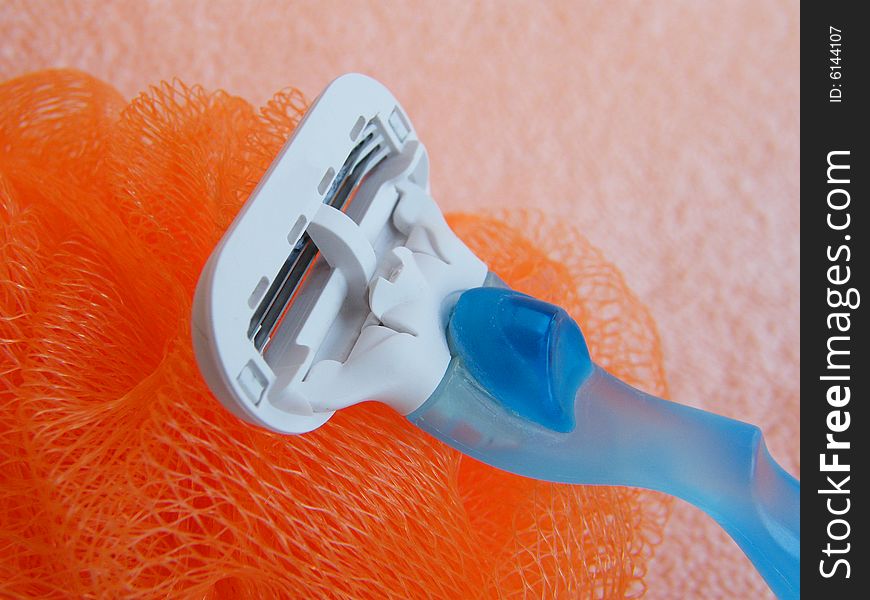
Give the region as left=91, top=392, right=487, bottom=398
left=409, top=285, right=800, bottom=599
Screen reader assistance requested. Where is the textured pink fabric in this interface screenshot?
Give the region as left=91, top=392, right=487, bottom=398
left=0, top=1, right=799, bottom=597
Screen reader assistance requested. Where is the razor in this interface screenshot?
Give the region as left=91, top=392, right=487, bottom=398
left=192, top=74, right=800, bottom=598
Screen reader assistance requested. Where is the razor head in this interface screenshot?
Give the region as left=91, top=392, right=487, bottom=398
left=192, top=74, right=486, bottom=434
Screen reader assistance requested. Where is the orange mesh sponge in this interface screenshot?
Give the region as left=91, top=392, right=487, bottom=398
left=1, top=69, right=671, bottom=599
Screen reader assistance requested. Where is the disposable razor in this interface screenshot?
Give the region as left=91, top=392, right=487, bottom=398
left=192, top=74, right=800, bottom=598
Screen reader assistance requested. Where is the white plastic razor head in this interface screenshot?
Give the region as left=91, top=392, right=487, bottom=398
left=192, top=74, right=487, bottom=434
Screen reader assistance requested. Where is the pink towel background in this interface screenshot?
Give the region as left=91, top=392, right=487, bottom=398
left=0, top=1, right=799, bottom=597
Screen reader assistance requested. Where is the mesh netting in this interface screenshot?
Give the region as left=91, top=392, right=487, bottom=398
left=1, top=69, right=671, bottom=599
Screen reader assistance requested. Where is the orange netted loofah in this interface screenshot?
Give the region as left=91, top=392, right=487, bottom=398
left=1, top=69, right=671, bottom=599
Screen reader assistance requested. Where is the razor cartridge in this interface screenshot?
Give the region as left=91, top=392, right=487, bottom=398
left=192, top=74, right=486, bottom=434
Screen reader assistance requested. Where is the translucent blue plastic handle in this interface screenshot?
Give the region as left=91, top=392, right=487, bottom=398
left=408, top=285, right=800, bottom=599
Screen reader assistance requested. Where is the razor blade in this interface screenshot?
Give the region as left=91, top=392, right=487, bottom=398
left=192, top=74, right=486, bottom=434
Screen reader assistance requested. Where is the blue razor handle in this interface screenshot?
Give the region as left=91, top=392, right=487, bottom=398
left=409, top=285, right=800, bottom=599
